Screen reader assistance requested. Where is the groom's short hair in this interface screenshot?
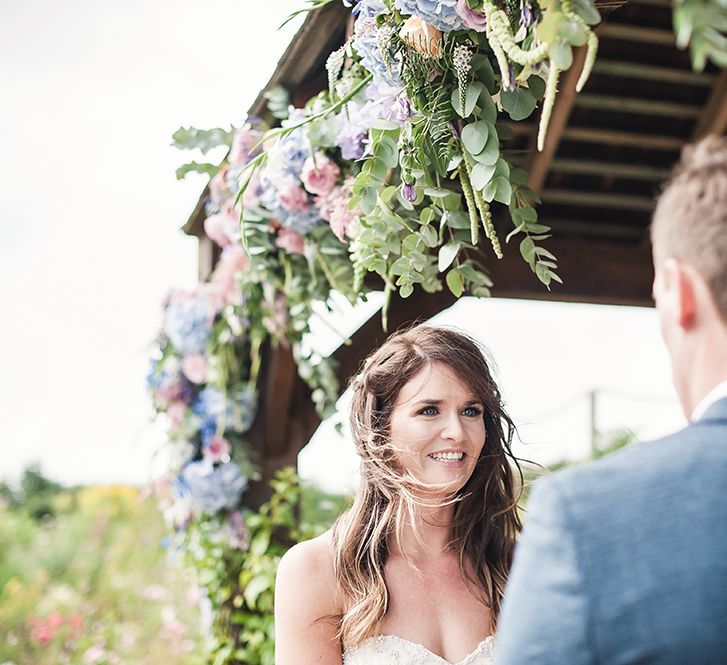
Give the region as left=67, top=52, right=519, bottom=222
left=651, top=135, right=727, bottom=321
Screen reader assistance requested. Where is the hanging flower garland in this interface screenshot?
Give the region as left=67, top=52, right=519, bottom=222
left=233, top=0, right=605, bottom=327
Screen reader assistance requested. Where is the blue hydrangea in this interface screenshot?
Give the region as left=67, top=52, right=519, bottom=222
left=353, top=1, right=402, bottom=87
left=192, top=385, right=257, bottom=444
left=257, top=179, right=322, bottom=235
left=394, top=0, right=465, bottom=32
left=163, top=291, right=213, bottom=356
left=179, top=460, right=248, bottom=514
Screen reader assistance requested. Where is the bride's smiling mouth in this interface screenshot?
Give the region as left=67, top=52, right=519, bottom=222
left=427, top=449, right=467, bottom=465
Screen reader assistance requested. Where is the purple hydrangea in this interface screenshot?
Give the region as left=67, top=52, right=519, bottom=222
left=179, top=460, right=248, bottom=514
left=394, top=0, right=465, bottom=32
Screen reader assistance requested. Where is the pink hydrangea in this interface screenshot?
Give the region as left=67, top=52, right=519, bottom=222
left=317, top=177, right=362, bottom=243
left=181, top=354, right=208, bottom=384
left=210, top=244, right=247, bottom=309
left=204, top=200, right=240, bottom=248
left=275, top=227, right=305, bottom=255
left=277, top=182, right=310, bottom=212
left=301, top=152, right=341, bottom=196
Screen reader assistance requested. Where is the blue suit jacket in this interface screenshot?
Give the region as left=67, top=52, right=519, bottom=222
left=496, top=397, right=727, bottom=665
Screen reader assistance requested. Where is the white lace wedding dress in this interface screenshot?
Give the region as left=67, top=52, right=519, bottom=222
left=343, top=634, right=495, bottom=665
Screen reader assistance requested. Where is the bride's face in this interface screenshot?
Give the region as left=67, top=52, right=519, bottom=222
left=388, top=361, right=486, bottom=493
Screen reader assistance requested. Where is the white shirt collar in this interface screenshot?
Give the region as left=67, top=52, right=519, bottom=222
left=690, top=379, right=727, bottom=422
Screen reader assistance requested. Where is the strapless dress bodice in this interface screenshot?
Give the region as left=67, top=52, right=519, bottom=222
left=343, top=634, right=495, bottom=665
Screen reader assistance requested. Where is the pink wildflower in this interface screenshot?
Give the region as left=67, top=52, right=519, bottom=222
left=229, top=122, right=262, bottom=166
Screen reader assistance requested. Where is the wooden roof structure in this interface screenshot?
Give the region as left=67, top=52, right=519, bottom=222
left=183, top=0, right=727, bottom=505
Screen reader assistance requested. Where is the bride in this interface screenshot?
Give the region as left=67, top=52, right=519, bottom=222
left=274, top=325, right=523, bottom=664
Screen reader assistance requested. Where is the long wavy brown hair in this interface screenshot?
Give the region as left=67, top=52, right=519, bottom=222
left=331, top=324, right=523, bottom=649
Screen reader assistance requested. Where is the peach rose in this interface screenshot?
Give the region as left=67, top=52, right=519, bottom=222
left=301, top=152, right=341, bottom=196
left=399, top=16, right=443, bottom=58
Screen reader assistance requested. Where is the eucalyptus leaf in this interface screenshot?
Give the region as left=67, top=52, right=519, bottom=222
left=420, top=225, right=439, bottom=248
left=476, top=56, right=497, bottom=93
left=528, top=75, right=546, bottom=100
left=462, top=121, right=489, bottom=155
left=549, top=40, right=573, bottom=70
left=438, top=242, right=461, bottom=271
left=452, top=80, right=484, bottom=117
left=520, top=236, right=536, bottom=267
left=472, top=129, right=499, bottom=166
left=446, top=268, right=465, bottom=297
left=493, top=177, right=512, bottom=205
left=171, top=126, right=234, bottom=153
left=370, top=118, right=401, bottom=131
left=470, top=162, right=496, bottom=191
left=501, top=86, right=537, bottom=121
left=399, top=283, right=414, bottom=298
left=376, top=136, right=400, bottom=168
left=445, top=210, right=472, bottom=229
left=175, top=161, right=219, bottom=180
left=509, top=168, right=530, bottom=186
left=512, top=206, right=538, bottom=224
left=478, top=88, right=498, bottom=124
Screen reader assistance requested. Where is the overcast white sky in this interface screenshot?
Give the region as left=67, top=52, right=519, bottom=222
left=1, top=0, right=685, bottom=492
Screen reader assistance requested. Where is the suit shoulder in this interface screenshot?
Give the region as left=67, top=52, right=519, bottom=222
left=541, top=423, right=725, bottom=503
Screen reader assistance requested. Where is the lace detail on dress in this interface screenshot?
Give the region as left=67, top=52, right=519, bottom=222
left=343, top=634, right=495, bottom=665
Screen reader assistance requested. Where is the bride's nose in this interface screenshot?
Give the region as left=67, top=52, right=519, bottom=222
left=440, top=410, right=466, bottom=442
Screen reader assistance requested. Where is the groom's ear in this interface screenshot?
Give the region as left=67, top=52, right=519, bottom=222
left=669, top=259, right=698, bottom=330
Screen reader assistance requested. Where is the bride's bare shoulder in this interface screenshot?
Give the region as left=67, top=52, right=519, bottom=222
left=275, top=531, right=342, bottom=664
left=275, top=530, right=339, bottom=611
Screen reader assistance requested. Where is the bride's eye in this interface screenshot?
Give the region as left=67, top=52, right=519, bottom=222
left=462, top=406, right=483, bottom=417
left=419, top=406, right=438, bottom=416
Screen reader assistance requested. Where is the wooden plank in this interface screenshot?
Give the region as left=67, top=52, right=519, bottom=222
left=197, top=235, right=214, bottom=282
left=599, top=23, right=675, bottom=45
left=527, top=44, right=589, bottom=193
left=562, top=126, right=683, bottom=150
left=692, top=70, right=727, bottom=139
left=542, top=188, right=655, bottom=211
left=575, top=94, right=701, bottom=118
left=592, top=59, right=712, bottom=85
left=550, top=158, right=670, bottom=180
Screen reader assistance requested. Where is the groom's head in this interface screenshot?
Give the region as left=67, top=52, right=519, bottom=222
left=651, top=135, right=727, bottom=417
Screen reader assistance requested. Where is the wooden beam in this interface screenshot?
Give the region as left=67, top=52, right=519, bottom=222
left=542, top=188, right=656, bottom=211
left=575, top=94, right=701, bottom=118
left=550, top=158, right=670, bottom=181
left=599, top=23, right=675, bottom=45
left=546, top=218, right=648, bottom=239
left=487, top=235, right=654, bottom=306
left=692, top=69, right=727, bottom=140
left=562, top=126, right=683, bottom=150
left=248, top=2, right=349, bottom=118
left=527, top=44, right=589, bottom=193
left=592, top=59, right=712, bottom=85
